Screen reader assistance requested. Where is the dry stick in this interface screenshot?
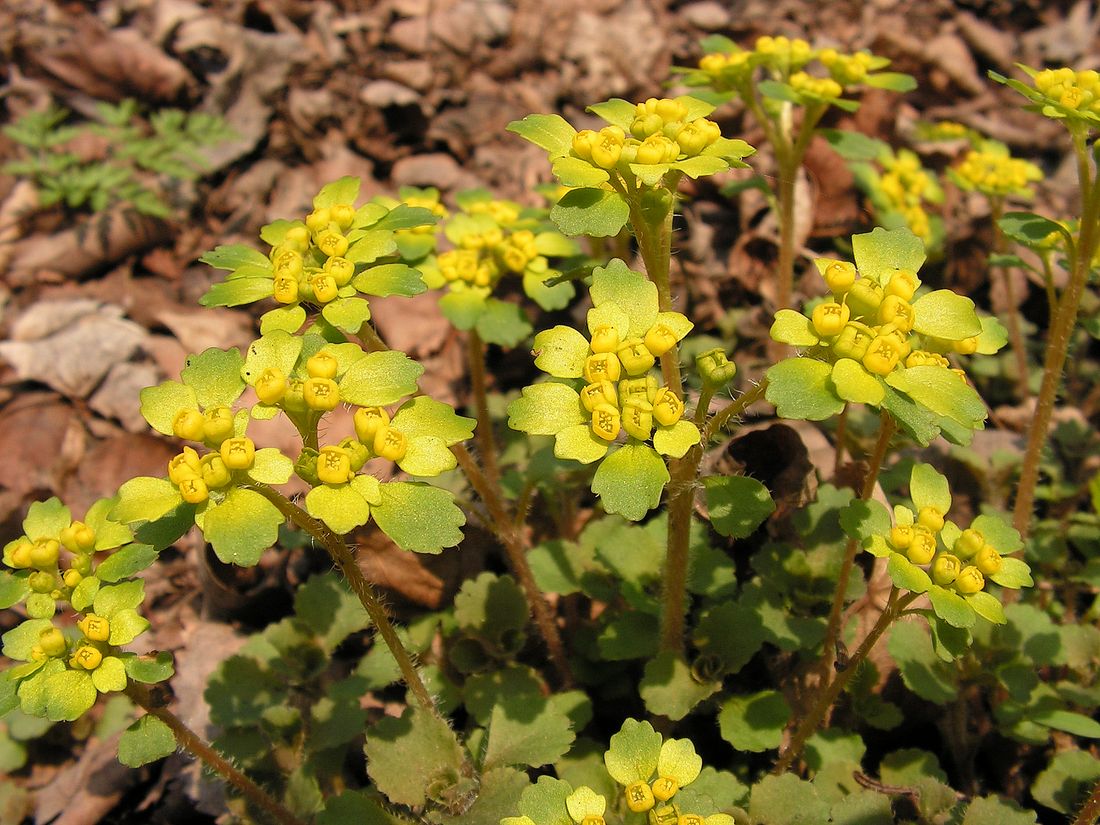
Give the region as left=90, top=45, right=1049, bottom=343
left=452, top=444, right=574, bottom=687
left=125, top=683, right=307, bottom=825
left=819, top=410, right=896, bottom=677
left=245, top=482, right=441, bottom=717
left=773, top=587, right=919, bottom=774
left=466, top=330, right=502, bottom=487
left=1013, top=135, right=1100, bottom=537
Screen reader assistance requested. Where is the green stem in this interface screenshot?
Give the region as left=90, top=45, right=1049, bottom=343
left=774, top=588, right=918, bottom=774
left=466, top=330, right=502, bottom=488
left=819, top=410, right=896, bottom=677
left=833, top=403, right=849, bottom=478
left=124, top=683, right=307, bottom=825
left=775, top=152, right=798, bottom=313
left=451, top=444, right=574, bottom=687
left=1013, top=134, right=1100, bottom=537
left=245, top=482, right=441, bottom=717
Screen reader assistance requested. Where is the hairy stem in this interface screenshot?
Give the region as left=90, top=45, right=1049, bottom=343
left=452, top=444, right=573, bottom=686
left=124, top=683, right=307, bottom=825
left=774, top=588, right=918, bottom=774
left=1072, top=777, right=1100, bottom=825
left=703, top=381, right=769, bottom=442
left=466, top=330, right=502, bottom=487
left=245, top=483, right=441, bottom=716
left=1013, top=133, right=1100, bottom=537
left=820, top=410, right=896, bottom=676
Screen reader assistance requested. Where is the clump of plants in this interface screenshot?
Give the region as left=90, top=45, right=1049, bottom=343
left=1, top=41, right=1099, bottom=825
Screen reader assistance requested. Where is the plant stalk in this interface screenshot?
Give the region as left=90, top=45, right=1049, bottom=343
left=990, top=198, right=1030, bottom=400
left=774, top=588, right=918, bottom=774
left=124, top=683, right=307, bottom=825
left=466, top=330, right=502, bottom=488
left=245, top=482, right=441, bottom=717
left=451, top=444, right=574, bottom=686
left=1072, top=778, right=1100, bottom=825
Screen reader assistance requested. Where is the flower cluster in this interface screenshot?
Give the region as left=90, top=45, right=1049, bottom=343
left=950, top=140, right=1043, bottom=199
left=1, top=498, right=167, bottom=722
left=992, top=64, right=1100, bottom=130
left=873, top=149, right=942, bottom=243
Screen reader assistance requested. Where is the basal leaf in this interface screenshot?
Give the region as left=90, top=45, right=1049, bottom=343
left=118, top=715, right=177, bottom=767
left=484, top=695, right=575, bottom=769
left=640, top=652, right=719, bottom=721
left=702, top=475, right=775, bottom=538
left=364, top=706, right=467, bottom=808
left=718, top=690, right=791, bottom=752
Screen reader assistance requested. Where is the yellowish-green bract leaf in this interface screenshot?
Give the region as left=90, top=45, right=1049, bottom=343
left=322, top=297, right=373, bottom=332
left=605, top=718, right=662, bottom=785
left=397, top=436, right=456, bottom=477
left=247, top=448, right=294, bottom=485
left=886, top=366, right=986, bottom=430
left=506, top=114, right=577, bottom=158
left=477, top=298, right=532, bottom=347
left=910, top=464, right=951, bottom=513
left=631, top=162, right=676, bottom=187
left=587, top=302, right=631, bottom=340
left=345, top=230, right=396, bottom=264
left=971, top=514, right=1023, bottom=554
left=509, top=383, right=585, bottom=436
left=260, top=305, right=307, bottom=335
left=511, top=777, right=573, bottom=825
left=364, top=706, right=467, bottom=807
left=92, top=656, right=127, bottom=693
left=967, top=591, right=1006, bottom=624
left=911, top=290, right=982, bottom=339
left=181, top=348, right=246, bottom=409
left=200, top=243, right=270, bottom=272
left=701, top=136, right=756, bottom=164
left=551, top=189, right=629, bottom=238
left=439, top=288, right=487, bottom=331
left=524, top=271, right=575, bottom=312
left=702, top=475, right=775, bottom=538
left=552, top=156, right=611, bottom=187
left=653, top=420, right=701, bottom=458
left=351, top=263, right=426, bottom=297
left=112, top=478, right=184, bottom=524
left=123, top=652, right=175, bottom=684
left=590, top=260, right=659, bottom=336
left=534, top=232, right=580, bottom=257
left=391, top=397, right=475, bottom=445
left=770, top=309, right=820, bottom=346
left=831, top=358, right=884, bottom=405
left=306, top=484, right=372, bottom=535
left=852, top=226, right=926, bottom=284
left=339, top=350, right=424, bottom=406
left=83, top=497, right=132, bottom=551
left=108, top=609, right=149, bottom=645
left=929, top=585, right=976, bottom=629
left=200, top=278, right=274, bottom=308
left=976, top=315, right=1009, bottom=355
left=534, top=326, right=589, bottom=378
left=313, top=176, right=361, bottom=209
left=653, top=311, right=694, bottom=343
left=555, top=424, right=609, bottom=464
left=118, top=715, right=176, bottom=767
left=887, top=553, right=932, bottom=594
left=669, top=156, right=728, bottom=179
left=587, top=98, right=636, bottom=129
left=591, top=444, right=669, bottom=521
left=2, top=619, right=52, bottom=660
left=42, top=670, right=97, bottom=721
left=371, top=482, right=464, bottom=554
left=243, top=330, right=303, bottom=384
left=766, top=358, right=845, bottom=420
left=566, top=787, right=605, bottom=821
left=990, top=557, right=1033, bottom=589
left=202, top=487, right=282, bottom=566
left=658, top=738, right=702, bottom=786
left=23, top=498, right=71, bottom=541
left=140, top=380, right=197, bottom=435
left=93, top=579, right=143, bottom=618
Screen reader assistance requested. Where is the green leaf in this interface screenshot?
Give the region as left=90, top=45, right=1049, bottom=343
left=881, top=384, right=941, bottom=447
left=770, top=310, right=820, bottom=347
left=345, top=230, right=397, bottom=264
left=604, top=718, right=661, bottom=784
left=43, top=669, right=97, bottom=721
left=506, top=114, right=576, bottom=157
left=551, top=156, right=611, bottom=187
left=998, top=211, right=1070, bottom=248
left=391, top=397, right=475, bottom=446
left=888, top=621, right=957, bottom=702
left=322, top=297, right=373, bottom=332
left=821, top=129, right=890, bottom=161
left=295, top=573, right=371, bottom=652
left=371, top=482, right=464, bottom=554
left=199, top=278, right=273, bottom=307
left=200, top=244, right=270, bottom=271
left=910, top=464, right=951, bottom=512
left=3, top=619, right=52, bottom=661
left=591, top=444, right=669, bottom=521
left=694, top=603, right=766, bottom=675
left=70, top=576, right=100, bottom=611
left=0, top=572, right=28, bottom=610
left=911, top=290, right=982, bottom=339
left=439, top=289, right=487, bottom=331
left=971, top=513, right=1023, bottom=554
left=91, top=656, right=127, bottom=693
left=108, top=608, right=150, bottom=645
left=766, top=358, right=845, bottom=420
left=364, top=706, right=467, bottom=808
left=524, top=271, right=576, bottom=312
left=551, top=189, right=629, bottom=238
left=962, top=796, right=1037, bottom=825
left=886, top=366, right=986, bottom=429
left=242, top=330, right=304, bottom=384
left=1032, top=750, right=1100, bottom=814
left=139, top=381, right=198, bottom=436
left=94, top=543, right=157, bottom=582
left=831, top=358, right=884, bottom=405
left=181, top=348, right=246, bottom=409
left=839, top=499, right=891, bottom=542
left=749, top=774, right=830, bottom=825
left=306, top=483, right=372, bottom=535
left=352, top=263, right=426, bottom=297
left=589, top=259, right=659, bottom=337
left=118, top=715, right=176, bottom=767
left=484, top=695, right=575, bottom=769
left=718, top=690, right=791, bottom=752
left=313, top=176, right=361, bottom=209
left=246, top=448, right=294, bottom=485
left=887, top=553, right=932, bottom=593
left=508, top=383, right=585, bottom=435
left=339, top=351, right=424, bottom=406
left=259, top=305, right=307, bottom=335
left=1032, top=709, right=1100, bottom=738
left=554, top=424, right=609, bottom=464
left=25, top=593, right=55, bottom=620
left=202, top=488, right=282, bottom=566
left=865, top=71, right=917, bottom=92
left=93, top=580, right=144, bottom=618
left=669, top=155, right=728, bottom=179
left=477, top=299, right=532, bottom=347
left=587, top=98, right=637, bottom=129
left=399, top=435, right=457, bottom=477
left=967, top=591, right=1006, bottom=624
left=83, top=498, right=132, bottom=551
left=702, top=476, right=775, bottom=538
left=22, top=498, right=70, bottom=541
left=534, top=326, right=589, bottom=378
left=928, top=585, right=976, bottom=629
left=851, top=227, right=926, bottom=284
left=122, top=651, right=175, bottom=684
left=317, top=790, right=407, bottom=825
left=514, top=776, right=573, bottom=825
left=640, top=652, right=719, bottom=721
left=653, top=420, right=700, bottom=459
left=976, top=315, right=1009, bottom=355
left=991, top=557, right=1034, bottom=589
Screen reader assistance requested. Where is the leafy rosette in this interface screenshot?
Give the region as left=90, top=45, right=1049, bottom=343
left=415, top=189, right=583, bottom=346
left=1, top=498, right=172, bottom=722
left=991, top=64, right=1100, bottom=130
left=507, top=96, right=754, bottom=238
left=766, top=227, right=1007, bottom=445
left=199, top=176, right=432, bottom=336
left=842, top=464, right=1033, bottom=631
left=677, top=35, right=914, bottom=110
left=508, top=260, right=696, bottom=520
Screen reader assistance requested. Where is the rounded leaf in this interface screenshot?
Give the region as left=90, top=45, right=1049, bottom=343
left=534, top=326, right=590, bottom=378
left=509, top=383, right=585, bottom=436
left=591, top=444, right=670, bottom=521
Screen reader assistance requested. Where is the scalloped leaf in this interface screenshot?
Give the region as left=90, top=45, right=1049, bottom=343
left=23, top=498, right=71, bottom=541
left=371, top=483, right=464, bottom=554
left=439, top=288, right=487, bottom=331
left=260, top=305, right=307, bottom=335
left=910, top=464, right=951, bottom=513
left=313, top=176, right=361, bottom=209
left=852, top=227, right=926, bottom=284
left=887, top=553, right=932, bottom=594
left=247, top=449, right=295, bottom=485
left=398, top=435, right=457, bottom=477
left=770, top=310, right=820, bottom=346
left=181, top=348, right=246, bottom=409
left=352, top=263, right=426, bottom=297
left=200, top=244, right=270, bottom=271
left=554, top=424, right=609, bottom=464
left=551, top=189, right=629, bottom=238
left=339, top=351, right=424, bottom=406
left=911, top=290, right=983, bottom=339
left=364, top=706, right=467, bottom=808
left=112, top=478, right=184, bottom=524
left=718, top=690, right=791, bottom=752
left=242, top=330, right=304, bottom=385
left=702, top=476, right=775, bottom=538
left=766, top=358, right=845, bottom=421
left=604, top=718, right=662, bottom=785
left=886, top=366, right=986, bottom=430
left=322, top=297, right=373, bottom=332
left=118, top=715, right=176, bottom=767
left=477, top=299, right=532, bottom=347
left=590, top=259, right=659, bottom=337
left=591, top=444, right=669, bottom=521
left=139, top=381, right=198, bottom=435
left=392, top=397, right=475, bottom=446
left=640, top=652, right=719, bottom=721
left=552, top=156, right=612, bottom=187
left=534, top=326, right=590, bottom=378
left=509, top=383, right=585, bottom=436
left=484, top=694, right=575, bottom=770
left=967, top=591, right=1006, bottom=625
left=653, top=420, right=700, bottom=458
left=202, top=488, right=282, bottom=566
left=94, top=543, right=157, bottom=583
left=42, top=670, right=97, bottom=721
left=199, top=278, right=274, bottom=308
left=929, top=585, right=976, bottom=629
left=990, top=557, right=1034, bottom=589
left=506, top=114, right=577, bottom=158
left=831, top=358, right=884, bottom=405
left=306, top=484, right=372, bottom=535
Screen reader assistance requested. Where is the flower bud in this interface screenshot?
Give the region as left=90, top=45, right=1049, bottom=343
left=975, top=543, right=1002, bottom=576
left=8, top=538, right=33, bottom=569
left=29, top=571, right=56, bottom=593
left=329, top=203, right=356, bottom=229
left=304, top=377, right=340, bottom=411
left=39, top=627, right=67, bottom=657
left=591, top=126, right=626, bottom=169
left=63, top=569, right=83, bottom=588
left=917, top=506, right=945, bottom=534
left=931, top=553, right=961, bottom=585
left=60, top=521, right=96, bottom=553
left=906, top=527, right=937, bottom=565
left=220, top=437, right=256, bottom=471
left=620, top=375, right=659, bottom=403
left=294, top=448, right=319, bottom=486
left=317, top=446, right=353, bottom=485
left=71, top=645, right=103, bottom=671
left=591, top=403, right=621, bottom=442
left=78, top=614, right=111, bottom=643
left=695, top=348, right=736, bottom=387
left=847, top=279, right=885, bottom=320
left=954, top=528, right=984, bottom=559
left=354, top=406, right=390, bottom=443
left=954, top=565, right=985, bottom=594
left=824, top=260, right=857, bottom=293
left=255, top=367, right=288, bottom=405
left=374, top=426, right=409, bottom=462
left=952, top=336, right=979, bottom=355
left=885, top=269, right=918, bottom=301
left=71, top=554, right=92, bottom=575
left=283, top=225, right=311, bottom=252
left=832, top=322, right=875, bottom=361
left=305, top=208, right=331, bottom=233
left=889, top=523, right=914, bottom=550
left=172, top=407, right=206, bottom=441
left=30, top=539, right=60, bottom=568
left=339, top=437, right=371, bottom=472
left=811, top=301, right=851, bottom=337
